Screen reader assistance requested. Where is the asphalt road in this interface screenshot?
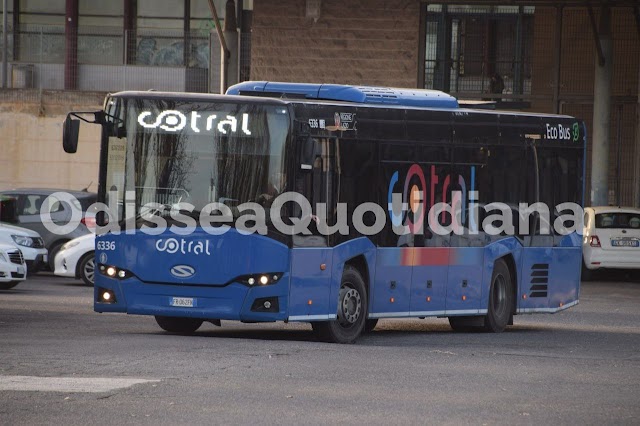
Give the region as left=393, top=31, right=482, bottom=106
left=1, top=273, right=639, bottom=425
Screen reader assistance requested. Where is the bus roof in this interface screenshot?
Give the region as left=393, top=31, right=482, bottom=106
left=109, top=87, right=576, bottom=120
left=226, top=81, right=460, bottom=109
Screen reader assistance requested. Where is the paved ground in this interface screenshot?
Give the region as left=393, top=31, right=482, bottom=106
left=1, top=273, right=639, bottom=425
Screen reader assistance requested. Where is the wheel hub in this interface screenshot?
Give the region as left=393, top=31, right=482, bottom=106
left=338, top=287, right=362, bottom=326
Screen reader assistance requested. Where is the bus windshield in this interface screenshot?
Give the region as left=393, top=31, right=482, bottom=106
left=105, top=97, right=290, bottom=225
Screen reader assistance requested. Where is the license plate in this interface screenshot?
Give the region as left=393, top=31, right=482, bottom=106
left=17, top=266, right=24, bottom=275
left=170, top=297, right=194, bottom=308
left=612, top=239, right=639, bottom=247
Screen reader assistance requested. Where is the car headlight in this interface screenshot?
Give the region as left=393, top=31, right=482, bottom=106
left=62, top=240, right=80, bottom=251
left=11, top=235, right=34, bottom=247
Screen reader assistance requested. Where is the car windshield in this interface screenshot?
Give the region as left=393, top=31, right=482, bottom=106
left=595, top=213, right=640, bottom=229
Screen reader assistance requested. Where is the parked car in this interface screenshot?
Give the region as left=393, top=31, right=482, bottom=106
left=0, top=242, right=27, bottom=290
left=583, top=206, right=640, bottom=279
left=54, top=233, right=95, bottom=286
left=0, top=189, right=97, bottom=270
left=0, top=221, right=48, bottom=273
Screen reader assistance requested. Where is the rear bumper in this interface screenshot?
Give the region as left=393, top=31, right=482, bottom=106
left=94, top=275, right=290, bottom=322
left=584, top=250, right=640, bottom=270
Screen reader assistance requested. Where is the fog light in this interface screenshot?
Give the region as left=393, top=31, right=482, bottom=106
left=259, top=275, right=269, bottom=285
left=98, top=288, right=117, bottom=304
left=106, top=267, right=116, bottom=277
left=250, top=297, right=279, bottom=313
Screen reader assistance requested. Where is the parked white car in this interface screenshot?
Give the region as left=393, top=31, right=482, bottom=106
left=54, top=233, right=95, bottom=286
left=583, top=206, right=640, bottom=279
left=0, top=222, right=48, bottom=274
left=0, top=242, right=27, bottom=290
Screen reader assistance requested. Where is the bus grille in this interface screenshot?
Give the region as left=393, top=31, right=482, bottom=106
left=529, top=263, right=549, bottom=298
left=8, top=250, right=24, bottom=265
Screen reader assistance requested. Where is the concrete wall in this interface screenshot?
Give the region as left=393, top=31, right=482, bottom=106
left=0, top=91, right=104, bottom=192
left=251, top=0, right=420, bottom=88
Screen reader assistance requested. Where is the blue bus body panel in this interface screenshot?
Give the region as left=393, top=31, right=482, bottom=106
left=518, top=234, right=581, bottom=313
left=446, top=247, right=485, bottom=313
left=288, top=248, right=334, bottom=320
left=373, top=249, right=413, bottom=316
left=94, top=229, right=291, bottom=321
left=97, top=229, right=289, bottom=285
left=226, top=81, right=460, bottom=109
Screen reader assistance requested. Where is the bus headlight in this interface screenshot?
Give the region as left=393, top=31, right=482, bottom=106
left=99, top=264, right=133, bottom=280
left=238, top=273, right=282, bottom=287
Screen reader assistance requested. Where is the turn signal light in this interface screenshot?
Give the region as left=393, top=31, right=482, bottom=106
left=589, top=235, right=601, bottom=247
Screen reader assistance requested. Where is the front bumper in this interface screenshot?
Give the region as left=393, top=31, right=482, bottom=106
left=0, top=261, right=26, bottom=282
left=94, top=275, right=290, bottom=322
left=53, top=250, right=76, bottom=278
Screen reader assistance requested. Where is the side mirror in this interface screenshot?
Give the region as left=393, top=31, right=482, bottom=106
left=63, top=114, right=80, bottom=153
left=0, top=197, right=18, bottom=224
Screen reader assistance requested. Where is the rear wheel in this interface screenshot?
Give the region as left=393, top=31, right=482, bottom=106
left=314, top=266, right=367, bottom=343
left=483, top=259, right=513, bottom=333
left=0, top=281, right=20, bottom=290
left=155, top=316, right=203, bottom=333
left=78, top=252, right=95, bottom=286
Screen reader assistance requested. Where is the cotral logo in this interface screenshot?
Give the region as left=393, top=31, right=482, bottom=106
left=170, top=265, right=195, bottom=278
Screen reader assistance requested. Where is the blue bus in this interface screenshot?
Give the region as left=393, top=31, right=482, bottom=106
left=62, top=82, right=585, bottom=343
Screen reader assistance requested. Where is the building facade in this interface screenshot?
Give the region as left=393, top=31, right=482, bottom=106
left=1, top=0, right=639, bottom=206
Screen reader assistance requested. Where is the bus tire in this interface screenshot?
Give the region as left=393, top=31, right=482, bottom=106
left=314, top=265, right=367, bottom=343
left=154, top=316, right=203, bottom=334
left=483, top=259, right=513, bottom=333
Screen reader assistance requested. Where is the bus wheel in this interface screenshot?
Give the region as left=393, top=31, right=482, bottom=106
left=314, top=265, right=367, bottom=343
left=154, top=316, right=203, bottom=334
left=483, top=259, right=513, bottom=333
